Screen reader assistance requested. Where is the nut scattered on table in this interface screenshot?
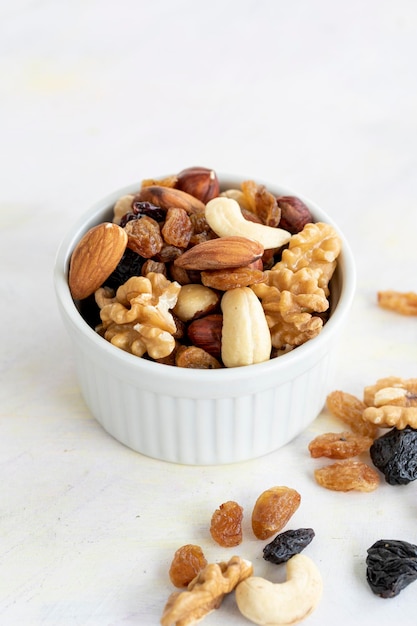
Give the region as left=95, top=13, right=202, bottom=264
left=160, top=555, right=253, bottom=626
left=235, top=554, right=323, bottom=626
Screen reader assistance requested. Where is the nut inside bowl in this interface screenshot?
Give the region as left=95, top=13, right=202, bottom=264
left=54, top=174, right=356, bottom=465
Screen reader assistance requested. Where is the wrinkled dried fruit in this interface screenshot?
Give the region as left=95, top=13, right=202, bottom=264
left=326, top=390, right=379, bottom=438
left=308, top=431, right=373, bottom=459
left=370, top=426, right=417, bottom=485
left=162, top=207, right=193, bottom=248
left=314, top=460, right=379, bottom=492
left=175, top=345, right=222, bottom=369
left=210, top=501, right=244, bottom=547
left=201, top=266, right=265, bottom=291
left=169, top=544, right=208, bottom=588
left=366, top=539, right=417, bottom=598
left=263, top=528, right=315, bottom=564
left=124, top=215, right=163, bottom=258
left=251, top=486, right=301, bottom=540
left=104, top=247, right=144, bottom=290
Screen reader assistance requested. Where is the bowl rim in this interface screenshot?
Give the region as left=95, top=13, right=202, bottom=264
left=53, top=174, right=356, bottom=384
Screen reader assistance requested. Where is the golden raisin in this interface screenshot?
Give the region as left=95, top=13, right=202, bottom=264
left=175, top=345, right=222, bottom=369
left=314, top=460, right=380, bottom=492
left=124, top=216, right=163, bottom=258
left=326, top=390, right=379, bottom=438
left=201, top=266, right=265, bottom=291
left=308, top=431, right=373, bottom=459
left=251, top=486, right=301, bottom=540
left=168, top=544, right=207, bottom=588
left=210, top=501, right=244, bottom=547
left=162, top=207, right=193, bottom=248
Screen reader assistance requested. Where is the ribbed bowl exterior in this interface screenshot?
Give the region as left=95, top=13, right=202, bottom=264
left=73, top=346, right=333, bottom=464
left=54, top=175, right=355, bottom=465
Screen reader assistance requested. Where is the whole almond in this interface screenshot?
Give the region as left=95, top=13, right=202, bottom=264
left=173, top=236, right=264, bottom=271
left=69, top=222, right=128, bottom=300
left=137, top=185, right=206, bottom=214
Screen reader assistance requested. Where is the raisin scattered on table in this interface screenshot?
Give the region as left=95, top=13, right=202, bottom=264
left=370, top=426, right=417, bottom=485
left=314, top=460, right=379, bottom=492
left=366, top=539, right=417, bottom=598
left=308, top=431, right=373, bottom=459
left=169, top=544, right=207, bottom=588
left=251, top=486, right=301, bottom=540
left=210, top=500, right=243, bottom=547
left=263, top=528, right=315, bottom=564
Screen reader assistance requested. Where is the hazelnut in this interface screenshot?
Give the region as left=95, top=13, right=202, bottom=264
left=187, top=314, right=223, bottom=358
left=276, top=196, right=313, bottom=234
left=176, top=166, right=220, bottom=203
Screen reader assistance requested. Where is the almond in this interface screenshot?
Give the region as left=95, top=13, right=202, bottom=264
left=69, top=222, right=128, bottom=300
left=136, top=185, right=206, bottom=214
left=173, top=236, right=264, bottom=271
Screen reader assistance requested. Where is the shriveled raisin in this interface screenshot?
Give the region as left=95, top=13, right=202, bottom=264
left=314, top=460, right=379, bottom=492
left=326, top=390, right=379, bottom=438
left=263, top=528, right=315, bottom=564
left=175, top=346, right=222, bottom=369
left=366, top=539, right=417, bottom=598
left=162, top=207, right=193, bottom=248
left=131, top=199, right=166, bottom=222
left=201, top=267, right=265, bottom=291
left=124, top=216, right=163, bottom=258
left=169, top=544, right=207, bottom=588
left=210, top=501, right=243, bottom=547
left=251, top=486, right=301, bottom=540
left=104, top=247, right=144, bottom=290
left=370, top=426, right=417, bottom=485
left=308, top=431, right=373, bottom=459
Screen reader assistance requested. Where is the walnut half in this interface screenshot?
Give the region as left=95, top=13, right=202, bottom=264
left=160, top=555, right=253, bottom=626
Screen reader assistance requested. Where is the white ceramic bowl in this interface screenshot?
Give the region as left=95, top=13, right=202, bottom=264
left=54, top=176, right=355, bottom=465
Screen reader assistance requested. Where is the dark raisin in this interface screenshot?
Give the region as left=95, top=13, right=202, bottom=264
left=366, top=539, right=417, bottom=598
left=370, top=426, right=417, bottom=485
left=119, top=211, right=138, bottom=228
left=131, top=200, right=166, bottom=222
left=263, top=528, right=315, bottom=564
left=104, top=247, right=144, bottom=289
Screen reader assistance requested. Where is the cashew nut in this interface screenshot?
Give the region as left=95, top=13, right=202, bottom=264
left=221, top=287, right=271, bottom=367
left=205, top=197, right=291, bottom=250
left=235, top=554, right=323, bottom=626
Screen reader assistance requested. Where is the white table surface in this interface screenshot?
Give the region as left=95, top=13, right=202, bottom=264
left=2, top=1, right=417, bottom=624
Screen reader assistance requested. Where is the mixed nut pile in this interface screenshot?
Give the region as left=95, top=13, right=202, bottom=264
left=68, top=166, right=342, bottom=368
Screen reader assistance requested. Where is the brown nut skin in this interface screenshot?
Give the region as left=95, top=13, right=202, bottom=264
left=174, top=236, right=263, bottom=271
left=187, top=314, right=223, bottom=359
left=137, top=185, right=206, bottom=214
left=69, top=222, right=127, bottom=300
left=252, top=486, right=301, bottom=540
left=277, top=196, right=314, bottom=234
left=176, top=166, right=220, bottom=203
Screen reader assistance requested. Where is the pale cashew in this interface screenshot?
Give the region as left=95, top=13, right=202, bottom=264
left=221, top=287, right=271, bottom=367
left=205, top=197, right=291, bottom=250
left=235, top=554, right=323, bottom=626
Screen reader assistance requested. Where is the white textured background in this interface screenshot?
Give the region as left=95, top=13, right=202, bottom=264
left=2, top=1, right=417, bottom=624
